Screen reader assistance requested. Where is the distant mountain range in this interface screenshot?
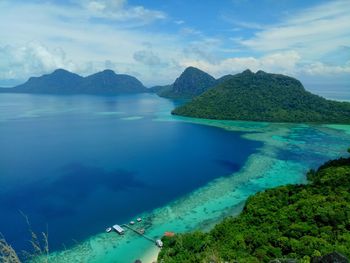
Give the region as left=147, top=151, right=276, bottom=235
left=0, top=69, right=147, bottom=94
left=172, top=69, right=350, bottom=124
left=2, top=66, right=350, bottom=123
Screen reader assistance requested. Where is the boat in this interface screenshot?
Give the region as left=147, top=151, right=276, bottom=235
left=112, top=224, right=125, bottom=235
left=137, top=217, right=142, bottom=222
left=106, top=227, right=112, bottom=233
left=156, top=239, right=163, bottom=248
left=139, top=228, right=145, bottom=234
left=130, top=221, right=135, bottom=225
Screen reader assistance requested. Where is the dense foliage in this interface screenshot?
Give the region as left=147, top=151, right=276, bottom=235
left=172, top=70, right=350, bottom=123
left=157, top=67, right=216, bottom=99
left=0, top=69, right=147, bottom=94
left=158, top=152, right=350, bottom=262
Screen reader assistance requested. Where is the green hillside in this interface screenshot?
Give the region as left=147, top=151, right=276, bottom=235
left=172, top=70, right=350, bottom=124
left=157, top=67, right=216, bottom=99
left=158, top=149, right=350, bottom=263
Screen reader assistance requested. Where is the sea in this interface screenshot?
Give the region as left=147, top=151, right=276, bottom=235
left=0, top=92, right=350, bottom=262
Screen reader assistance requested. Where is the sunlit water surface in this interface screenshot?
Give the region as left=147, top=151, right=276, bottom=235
left=0, top=93, right=350, bottom=262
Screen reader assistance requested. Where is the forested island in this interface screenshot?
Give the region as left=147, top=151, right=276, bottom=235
left=0, top=69, right=147, bottom=94
left=172, top=69, right=350, bottom=124
left=158, top=149, right=350, bottom=262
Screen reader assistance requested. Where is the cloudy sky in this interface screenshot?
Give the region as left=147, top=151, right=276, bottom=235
left=0, top=0, right=349, bottom=91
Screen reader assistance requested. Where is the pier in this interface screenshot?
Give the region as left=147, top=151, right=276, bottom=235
left=121, top=224, right=156, bottom=243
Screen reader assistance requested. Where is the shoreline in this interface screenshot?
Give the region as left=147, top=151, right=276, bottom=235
left=141, top=247, right=160, bottom=263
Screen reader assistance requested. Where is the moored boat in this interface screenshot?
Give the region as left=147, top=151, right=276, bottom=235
left=113, top=224, right=125, bottom=235
left=156, top=239, right=163, bottom=248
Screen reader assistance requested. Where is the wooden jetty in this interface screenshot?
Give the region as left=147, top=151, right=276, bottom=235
left=121, top=224, right=157, bottom=243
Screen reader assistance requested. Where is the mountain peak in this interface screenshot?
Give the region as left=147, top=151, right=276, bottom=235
left=242, top=69, right=253, bottom=75
left=256, top=70, right=267, bottom=75
left=172, top=67, right=216, bottom=98
left=52, top=68, right=74, bottom=75
left=100, top=69, right=117, bottom=75
left=156, top=66, right=216, bottom=99
left=183, top=66, right=204, bottom=73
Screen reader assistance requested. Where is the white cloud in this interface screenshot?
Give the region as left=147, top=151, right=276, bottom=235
left=180, top=50, right=350, bottom=80
left=180, top=51, right=302, bottom=78
left=104, top=59, right=116, bottom=69
left=0, top=1, right=183, bottom=85
left=174, top=20, right=185, bottom=25
left=133, top=50, right=163, bottom=66
left=222, top=15, right=265, bottom=30
left=303, top=61, right=350, bottom=75
left=77, top=0, right=166, bottom=23
left=238, top=0, right=350, bottom=60
left=179, top=27, right=202, bottom=36
left=182, top=38, right=222, bottom=64
left=177, top=0, right=350, bottom=82
left=0, top=42, right=77, bottom=79
left=0, top=0, right=349, bottom=87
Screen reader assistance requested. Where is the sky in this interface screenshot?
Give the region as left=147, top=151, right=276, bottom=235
left=0, top=0, right=349, bottom=91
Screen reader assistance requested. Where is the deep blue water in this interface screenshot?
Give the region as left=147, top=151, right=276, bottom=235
left=0, top=93, right=261, bottom=251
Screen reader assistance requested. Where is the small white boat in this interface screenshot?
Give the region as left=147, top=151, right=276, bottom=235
left=113, top=224, right=125, bottom=235
left=130, top=221, right=135, bottom=225
left=137, top=218, right=142, bottom=222
left=156, top=239, right=163, bottom=248
left=106, top=227, right=112, bottom=233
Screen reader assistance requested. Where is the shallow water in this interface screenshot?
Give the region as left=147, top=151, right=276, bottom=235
left=1, top=93, right=350, bottom=263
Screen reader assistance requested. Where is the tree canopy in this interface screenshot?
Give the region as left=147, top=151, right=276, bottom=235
left=158, top=151, right=350, bottom=262
left=172, top=70, right=350, bottom=124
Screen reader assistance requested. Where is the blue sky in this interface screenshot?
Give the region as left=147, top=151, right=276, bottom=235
left=0, top=0, right=349, bottom=90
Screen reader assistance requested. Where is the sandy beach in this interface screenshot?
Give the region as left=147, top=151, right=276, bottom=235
left=141, top=247, right=160, bottom=263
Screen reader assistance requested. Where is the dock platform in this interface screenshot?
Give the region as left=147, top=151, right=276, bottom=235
left=121, top=224, right=156, bottom=243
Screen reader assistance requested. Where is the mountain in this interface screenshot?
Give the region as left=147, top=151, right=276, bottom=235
left=172, top=69, right=350, bottom=124
left=9, top=69, right=84, bottom=93
left=159, top=149, right=350, bottom=262
left=79, top=69, right=146, bottom=94
left=216, top=74, right=234, bottom=84
left=0, top=69, right=147, bottom=94
left=157, top=67, right=216, bottom=99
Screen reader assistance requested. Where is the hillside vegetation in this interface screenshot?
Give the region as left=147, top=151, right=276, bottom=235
left=172, top=70, right=350, bottom=124
left=156, top=67, right=217, bottom=98
left=158, top=149, right=350, bottom=262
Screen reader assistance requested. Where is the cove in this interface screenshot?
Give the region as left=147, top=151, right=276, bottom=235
left=0, top=93, right=261, bottom=253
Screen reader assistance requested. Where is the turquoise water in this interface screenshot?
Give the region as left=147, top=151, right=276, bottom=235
left=1, top=93, right=350, bottom=263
